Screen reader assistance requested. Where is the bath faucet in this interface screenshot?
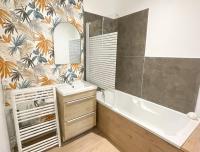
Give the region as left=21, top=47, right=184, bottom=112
left=101, top=90, right=105, bottom=99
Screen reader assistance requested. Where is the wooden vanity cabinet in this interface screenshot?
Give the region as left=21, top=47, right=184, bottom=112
left=57, top=90, right=97, bottom=142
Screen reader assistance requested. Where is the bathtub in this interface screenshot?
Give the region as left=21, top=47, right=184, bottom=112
left=96, top=89, right=200, bottom=149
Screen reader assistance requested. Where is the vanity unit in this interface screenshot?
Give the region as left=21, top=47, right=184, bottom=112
left=56, top=81, right=97, bottom=142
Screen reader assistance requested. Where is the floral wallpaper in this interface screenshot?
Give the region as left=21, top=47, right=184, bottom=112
left=0, top=0, right=84, bottom=107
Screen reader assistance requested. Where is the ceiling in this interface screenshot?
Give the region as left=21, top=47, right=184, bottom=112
left=83, top=0, right=150, bottom=19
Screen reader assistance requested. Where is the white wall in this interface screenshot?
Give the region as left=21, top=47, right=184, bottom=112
left=115, top=0, right=150, bottom=17
left=145, top=0, right=200, bottom=58
left=83, top=0, right=119, bottom=18
left=0, top=85, right=11, bottom=152
left=84, top=0, right=200, bottom=58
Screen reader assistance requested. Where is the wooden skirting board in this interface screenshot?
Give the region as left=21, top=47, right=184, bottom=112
left=97, top=103, right=200, bottom=152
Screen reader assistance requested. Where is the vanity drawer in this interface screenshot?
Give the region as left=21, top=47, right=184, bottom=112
left=64, top=112, right=96, bottom=141
left=64, top=96, right=96, bottom=121
left=62, top=90, right=96, bottom=103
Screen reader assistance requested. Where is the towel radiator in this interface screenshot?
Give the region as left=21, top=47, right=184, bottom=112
left=12, top=86, right=61, bottom=152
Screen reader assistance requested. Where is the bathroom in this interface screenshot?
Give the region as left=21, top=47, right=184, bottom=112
left=0, top=0, right=200, bottom=152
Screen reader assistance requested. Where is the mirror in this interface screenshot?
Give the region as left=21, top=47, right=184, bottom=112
left=54, top=22, right=81, bottom=64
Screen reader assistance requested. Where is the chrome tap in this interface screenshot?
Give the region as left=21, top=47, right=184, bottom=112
left=101, top=89, right=105, bottom=99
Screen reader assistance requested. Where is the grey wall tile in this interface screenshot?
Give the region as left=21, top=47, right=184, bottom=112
left=117, top=9, right=149, bottom=57
left=89, top=19, right=102, bottom=37
left=103, top=17, right=118, bottom=34
left=83, top=12, right=103, bottom=37
left=116, top=57, right=144, bottom=97
left=83, top=12, right=103, bottom=38
left=142, top=58, right=200, bottom=113
left=84, top=12, right=103, bottom=23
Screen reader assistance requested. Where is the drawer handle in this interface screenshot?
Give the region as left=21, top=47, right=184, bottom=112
left=67, top=112, right=96, bottom=124
left=65, top=95, right=95, bottom=105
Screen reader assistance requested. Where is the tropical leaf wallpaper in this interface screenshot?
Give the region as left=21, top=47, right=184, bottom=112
left=0, top=0, right=84, bottom=107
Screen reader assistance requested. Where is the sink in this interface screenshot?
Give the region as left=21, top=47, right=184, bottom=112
left=56, top=81, right=97, bottom=96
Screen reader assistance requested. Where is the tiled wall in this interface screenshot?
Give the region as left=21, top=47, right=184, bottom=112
left=115, top=9, right=200, bottom=113
left=83, top=12, right=118, bottom=37
left=142, top=58, right=200, bottom=113
left=116, top=9, right=148, bottom=97
left=84, top=10, right=200, bottom=113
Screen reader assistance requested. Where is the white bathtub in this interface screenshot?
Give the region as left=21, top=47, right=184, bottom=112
left=96, top=89, right=200, bottom=148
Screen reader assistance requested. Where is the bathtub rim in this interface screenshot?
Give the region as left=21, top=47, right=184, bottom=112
left=112, top=89, right=197, bottom=117
left=97, top=90, right=200, bottom=149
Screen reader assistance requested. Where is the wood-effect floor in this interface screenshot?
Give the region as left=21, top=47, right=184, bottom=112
left=48, top=129, right=120, bottom=152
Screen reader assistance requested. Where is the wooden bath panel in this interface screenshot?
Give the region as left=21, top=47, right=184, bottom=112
left=97, top=103, right=200, bottom=152
left=182, top=125, right=200, bottom=152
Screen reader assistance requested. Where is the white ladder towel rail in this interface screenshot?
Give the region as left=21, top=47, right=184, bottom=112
left=11, top=86, right=61, bottom=152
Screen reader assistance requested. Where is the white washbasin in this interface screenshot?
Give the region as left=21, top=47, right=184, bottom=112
left=56, top=81, right=97, bottom=96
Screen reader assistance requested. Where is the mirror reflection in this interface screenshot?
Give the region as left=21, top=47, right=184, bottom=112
left=54, top=22, right=81, bottom=64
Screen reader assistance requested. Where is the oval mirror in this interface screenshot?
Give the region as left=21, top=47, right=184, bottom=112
left=54, top=22, right=81, bottom=64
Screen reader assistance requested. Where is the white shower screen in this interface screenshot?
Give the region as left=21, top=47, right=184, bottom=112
left=86, top=32, right=118, bottom=89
